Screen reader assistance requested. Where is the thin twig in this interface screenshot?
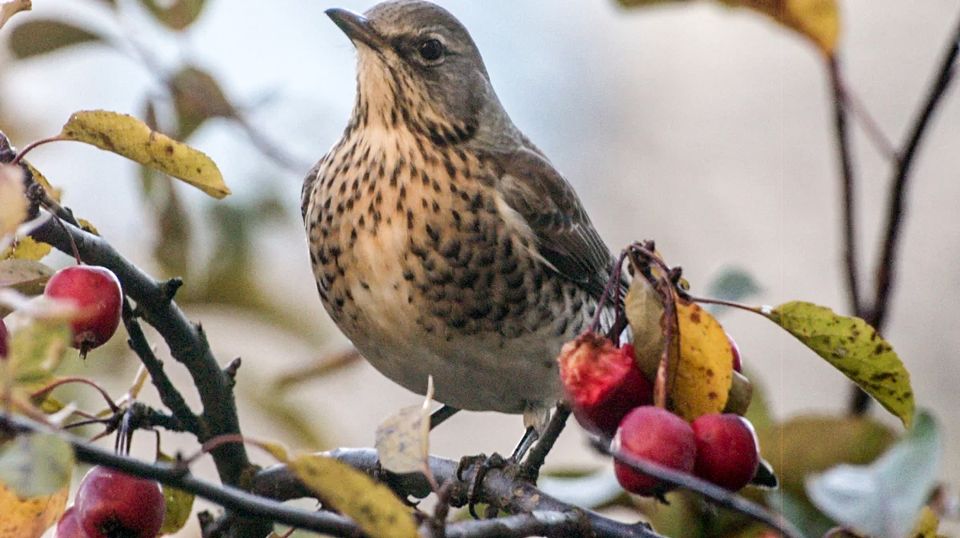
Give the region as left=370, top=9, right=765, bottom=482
left=518, top=404, right=570, bottom=481
left=850, top=11, right=960, bottom=414
left=122, top=299, right=202, bottom=436
left=253, top=448, right=664, bottom=538
left=0, top=413, right=363, bottom=537
left=828, top=55, right=864, bottom=314
left=596, top=439, right=804, bottom=538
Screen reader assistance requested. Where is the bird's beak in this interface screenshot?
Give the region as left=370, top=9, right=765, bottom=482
left=326, top=8, right=385, bottom=51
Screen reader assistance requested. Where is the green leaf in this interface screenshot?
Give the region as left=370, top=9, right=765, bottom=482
left=0, top=433, right=74, bottom=497
left=170, top=67, right=235, bottom=140
left=157, top=452, right=195, bottom=534
left=758, top=415, right=897, bottom=498
left=6, top=320, right=71, bottom=385
left=8, top=20, right=102, bottom=59
left=58, top=110, right=230, bottom=199
left=289, top=454, right=418, bottom=538
left=138, top=0, right=206, bottom=31
left=706, top=267, right=762, bottom=312
left=766, top=301, right=914, bottom=426
left=806, top=411, right=941, bottom=538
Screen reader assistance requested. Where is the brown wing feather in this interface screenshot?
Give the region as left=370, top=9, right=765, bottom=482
left=492, top=146, right=613, bottom=298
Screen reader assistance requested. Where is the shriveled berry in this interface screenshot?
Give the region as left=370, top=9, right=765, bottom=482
left=613, top=406, right=696, bottom=496
left=44, top=266, right=122, bottom=354
left=558, top=332, right=653, bottom=436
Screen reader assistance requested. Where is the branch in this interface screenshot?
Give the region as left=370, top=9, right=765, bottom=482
left=28, top=217, right=250, bottom=485
left=438, top=511, right=586, bottom=538
left=253, top=448, right=663, bottom=538
left=828, top=55, right=863, bottom=314
left=849, top=11, right=960, bottom=414
left=121, top=299, right=201, bottom=436
left=0, top=413, right=363, bottom=537
left=870, top=11, right=960, bottom=331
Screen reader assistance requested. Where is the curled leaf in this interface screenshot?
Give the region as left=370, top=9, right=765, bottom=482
left=766, top=301, right=914, bottom=427
left=289, top=454, right=418, bottom=538
left=59, top=110, right=230, bottom=199
left=376, top=376, right=433, bottom=474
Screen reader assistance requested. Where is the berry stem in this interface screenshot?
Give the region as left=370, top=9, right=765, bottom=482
left=31, top=376, right=120, bottom=413
left=687, top=296, right=765, bottom=315
left=10, top=135, right=65, bottom=165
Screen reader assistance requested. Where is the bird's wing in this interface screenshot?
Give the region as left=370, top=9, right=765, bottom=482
left=491, top=146, right=614, bottom=297
left=301, top=160, right=323, bottom=221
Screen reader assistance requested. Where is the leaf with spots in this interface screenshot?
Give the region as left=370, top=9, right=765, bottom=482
left=671, top=299, right=734, bottom=420
left=57, top=110, right=230, bottom=199
left=766, top=301, right=914, bottom=427
left=0, top=481, right=68, bottom=538
left=289, top=454, right=418, bottom=538
left=376, top=376, right=433, bottom=475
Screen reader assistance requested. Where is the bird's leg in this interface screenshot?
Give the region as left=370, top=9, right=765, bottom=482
left=429, top=405, right=460, bottom=430
left=517, top=404, right=571, bottom=482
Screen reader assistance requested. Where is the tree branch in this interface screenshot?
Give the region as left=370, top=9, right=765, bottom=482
left=437, top=511, right=586, bottom=538
left=253, top=448, right=663, bottom=538
left=121, top=298, right=201, bottom=436
left=0, top=413, right=363, bottom=537
left=849, top=11, right=960, bottom=414
left=828, top=55, right=863, bottom=315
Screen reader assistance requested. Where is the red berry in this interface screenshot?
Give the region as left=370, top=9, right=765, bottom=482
left=75, top=466, right=165, bottom=538
left=0, top=318, right=8, bottom=359
left=55, top=506, right=90, bottom=538
left=44, top=266, right=122, bottom=354
left=613, top=406, right=696, bottom=496
left=691, top=413, right=760, bottom=491
left=557, top=333, right=653, bottom=436
left=728, top=333, right=742, bottom=372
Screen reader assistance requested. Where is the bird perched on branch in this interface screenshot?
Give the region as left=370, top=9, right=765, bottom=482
left=302, top=0, right=617, bottom=440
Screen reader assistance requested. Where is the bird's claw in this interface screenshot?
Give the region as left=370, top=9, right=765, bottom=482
left=457, top=452, right=513, bottom=519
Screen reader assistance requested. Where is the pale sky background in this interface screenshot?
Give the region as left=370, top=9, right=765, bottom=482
left=2, top=0, right=959, bottom=535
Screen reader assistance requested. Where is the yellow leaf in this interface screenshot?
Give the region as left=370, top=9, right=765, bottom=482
left=289, top=454, right=418, bottom=538
left=22, top=161, right=60, bottom=202
left=2, top=237, right=52, bottom=262
left=717, top=0, right=839, bottom=55
left=0, top=164, right=26, bottom=238
left=77, top=218, right=99, bottom=236
left=59, top=110, right=230, bottom=199
left=672, top=300, right=733, bottom=420
left=767, top=301, right=914, bottom=427
left=0, top=482, right=68, bottom=538
left=911, top=506, right=939, bottom=538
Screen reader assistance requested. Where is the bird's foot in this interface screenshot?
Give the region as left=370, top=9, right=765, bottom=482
left=456, top=452, right=514, bottom=519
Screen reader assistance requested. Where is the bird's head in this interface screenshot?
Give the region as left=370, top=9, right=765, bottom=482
left=326, top=1, right=507, bottom=146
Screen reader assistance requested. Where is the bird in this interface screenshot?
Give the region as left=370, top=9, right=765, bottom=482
left=302, top=0, right=618, bottom=440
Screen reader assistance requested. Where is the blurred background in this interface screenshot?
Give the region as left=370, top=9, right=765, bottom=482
left=2, top=0, right=959, bottom=535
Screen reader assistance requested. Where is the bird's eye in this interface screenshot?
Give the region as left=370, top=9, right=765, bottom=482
left=417, top=39, right=444, bottom=62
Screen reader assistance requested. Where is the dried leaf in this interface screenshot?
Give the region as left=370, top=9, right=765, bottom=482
left=170, top=66, right=235, bottom=139
left=766, top=301, right=914, bottom=427
left=0, top=481, right=67, bottom=538
left=624, top=277, right=664, bottom=379
left=0, top=259, right=54, bottom=296
left=376, top=376, right=433, bottom=474
left=59, top=110, right=230, bottom=199
left=8, top=20, right=102, bottom=59
left=671, top=300, right=733, bottom=420
left=289, top=454, right=418, bottom=538
left=0, top=0, right=31, bottom=31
